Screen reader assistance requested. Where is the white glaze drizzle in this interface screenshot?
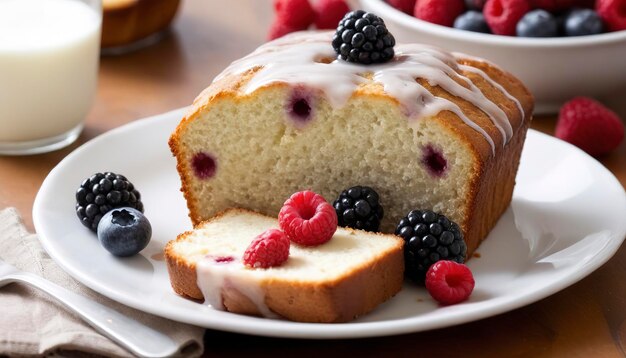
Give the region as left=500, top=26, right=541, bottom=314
left=376, top=44, right=512, bottom=144
left=196, top=258, right=278, bottom=318
left=457, top=64, right=525, bottom=127
left=215, top=31, right=521, bottom=154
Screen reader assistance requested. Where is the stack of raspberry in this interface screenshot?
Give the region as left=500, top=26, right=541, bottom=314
left=269, top=0, right=350, bottom=39
left=388, top=0, right=626, bottom=36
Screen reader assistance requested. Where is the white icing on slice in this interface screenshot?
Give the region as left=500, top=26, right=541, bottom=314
left=214, top=31, right=521, bottom=154
left=196, top=259, right=227, bottom=310
left=196, top=258, right=278, bottom=318
left=374, top=49, right=511, bottom=149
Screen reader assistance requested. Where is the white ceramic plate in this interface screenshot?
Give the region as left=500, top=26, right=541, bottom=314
left=33, top=108, right=626, bottom=339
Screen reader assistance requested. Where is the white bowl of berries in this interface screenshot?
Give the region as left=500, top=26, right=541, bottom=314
left=357, top=0, right=626, bottom=114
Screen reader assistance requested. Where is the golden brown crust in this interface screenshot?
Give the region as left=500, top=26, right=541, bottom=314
left=101, top=0, right=180, bottom=48
left=164, top=209, right=405, bottom=323
left=165, top=240, right=202, bottom=299
left=459, top=58, right=533, bottom=254
left=420, top=57, right=533, bottom=255
left=261, top=247, right=404, bottom=322
left=465, top=117, right=531, bottom=254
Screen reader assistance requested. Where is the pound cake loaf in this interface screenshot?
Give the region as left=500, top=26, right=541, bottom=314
left=169, top=31, right=534, bottom=257
left=165, top=209, right=404, bottom=323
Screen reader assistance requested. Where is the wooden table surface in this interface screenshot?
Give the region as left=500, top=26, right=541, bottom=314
left=1, top=0, right=625, bottom=356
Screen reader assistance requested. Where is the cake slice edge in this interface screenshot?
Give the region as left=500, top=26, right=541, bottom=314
left=165, top=208, right=405, bottom=323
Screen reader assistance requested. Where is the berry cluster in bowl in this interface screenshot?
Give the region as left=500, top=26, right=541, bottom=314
left=387, top=0, right=626, bottom=37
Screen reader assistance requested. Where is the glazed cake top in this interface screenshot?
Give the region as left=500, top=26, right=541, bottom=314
left=213, top=31, right=527, bottom=154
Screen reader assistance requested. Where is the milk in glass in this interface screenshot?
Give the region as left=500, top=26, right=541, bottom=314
left=0, top=0, right=101, bottom=154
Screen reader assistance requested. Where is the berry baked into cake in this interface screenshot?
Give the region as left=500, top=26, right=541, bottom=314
left=169, top=12, right=533, bottom=259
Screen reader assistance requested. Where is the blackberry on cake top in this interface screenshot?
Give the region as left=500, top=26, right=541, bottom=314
left=332, top=10, right=396, bottom=64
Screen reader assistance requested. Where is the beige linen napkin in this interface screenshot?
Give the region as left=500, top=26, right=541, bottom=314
left=0, top=207, right=205, bottom=357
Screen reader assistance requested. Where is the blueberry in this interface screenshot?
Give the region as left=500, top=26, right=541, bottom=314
left=564, top=9, right=604, bottom=36
left=464, top=0, right=486, bottom=10
left=516, top=10, right=559, bottom=37
left=97, top=207, right=151, bottom=257
left=454, top=11, right=491, bottom=33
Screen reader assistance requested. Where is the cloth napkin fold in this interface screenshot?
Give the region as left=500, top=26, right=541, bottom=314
left=0, top=208, right=205, bottom=357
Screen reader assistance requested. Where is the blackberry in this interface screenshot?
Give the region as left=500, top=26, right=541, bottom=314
left=332, top=186, right=384, bottom=232
left=75, top=172, right=144, bottom=232
left=396, top=209, right=466, bottom=283
left=332, top=10, right=395, bottom=64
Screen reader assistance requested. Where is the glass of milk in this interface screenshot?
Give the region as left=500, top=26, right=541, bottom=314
left=0, top=0, right=101, bottom=155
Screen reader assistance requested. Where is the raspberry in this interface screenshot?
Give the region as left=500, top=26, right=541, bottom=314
left=313, top=0, right=350, bottom=29
left=387, top=0, right=417, bottom=14
left=484, top=0, right=531, bottom=35
left=596, top=0, right=626, bottom=31
left=273, top=0, right=315, bottom=28
left=413, top=0, right=465, bottom=27
left=243, top=229, right=290, bottom=268
left=555, top=97, right=624, bottom=157
left=267, top=20, right=306, bottom=40
left=278, top=190, right=338, bottom=246
left=425, top=261, right=474, bottom=305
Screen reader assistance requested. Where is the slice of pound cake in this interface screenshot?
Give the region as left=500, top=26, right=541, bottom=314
left=165, top=209, right=404, bottom=323
left=169, top=27, right=533, bottom=257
